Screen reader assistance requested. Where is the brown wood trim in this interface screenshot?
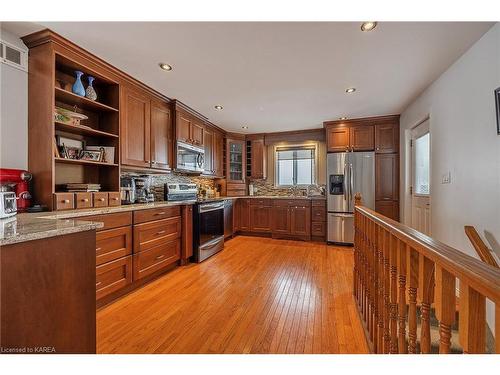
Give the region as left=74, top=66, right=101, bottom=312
left=464, top=226, right=499, bottom=268
left=324, top=114, right=400, bottom=128
left=355, top=205, right=500, bottom=301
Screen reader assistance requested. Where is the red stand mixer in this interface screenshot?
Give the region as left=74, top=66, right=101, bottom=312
left=0, top=168, right=33, bottom=212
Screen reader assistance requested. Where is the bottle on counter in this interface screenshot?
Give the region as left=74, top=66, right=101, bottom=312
left=249, top=183, right=254, bottom=196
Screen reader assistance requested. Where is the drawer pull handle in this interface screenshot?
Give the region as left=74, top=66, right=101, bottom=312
left=156, top=230, right=166, bottom=235
left=62, top=199, right=70, bottom=203
left=112, top=197, right=119, bottom=200
left=96, top=281, right=102, bottom=286
left=98, top=198, right=105, bottom=202
left=81, top=198, right=89, bottom=202
left=155, top=255, right=165, bottom=260
left=155, top=212, right=166, bottom=215
left=96, top=247, right=102, bottom=251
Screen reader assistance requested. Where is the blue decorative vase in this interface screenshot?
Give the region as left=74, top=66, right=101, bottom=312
left=85, top=76, right=97, bottom=101
left=72, top=71, right=85, bottom=97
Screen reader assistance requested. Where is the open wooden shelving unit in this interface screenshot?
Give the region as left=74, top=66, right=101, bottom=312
left=23, top=31, right=122, bottom=210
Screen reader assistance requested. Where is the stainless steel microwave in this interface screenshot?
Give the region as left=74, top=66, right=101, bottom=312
left=176, top=141, right=205, bottom=173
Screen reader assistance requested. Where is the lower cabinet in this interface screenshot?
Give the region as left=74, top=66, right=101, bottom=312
left=249, top=200, right=272, bottom=232
left=239, top=199, right=251, bottom=231
left=311, top=200, right=327, bottom=241
left=289, top=204, right=311, bottom=238
left=224, top=199, right=234, bottom=238
left=96, top=256, right=133, bottom=300
left=270, top=200, right=311, bottom=240
left=133, top=239, right=180, bottom=280
left=271, top=203, right=291, bottom=234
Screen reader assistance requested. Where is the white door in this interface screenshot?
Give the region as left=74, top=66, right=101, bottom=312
left=411, top=119, right=431, bottom=235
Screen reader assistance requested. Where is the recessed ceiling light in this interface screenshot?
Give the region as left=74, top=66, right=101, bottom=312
left=159, top=63, right=172, bottom=71
left=345, top=87, right=356, bottom=94
left=214, top=105, right=223, bottom=111
left=241, top=125, right=248, bottom=129
left=361, top=22, right=377, bottom=32
left=339, top=117, right=348, bottom=120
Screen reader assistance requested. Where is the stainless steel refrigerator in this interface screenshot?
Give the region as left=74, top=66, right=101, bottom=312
left=327, top=152, right=375, bottom=244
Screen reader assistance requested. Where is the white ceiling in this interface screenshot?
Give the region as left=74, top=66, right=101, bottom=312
left=3, top=22, right=494, bottom=133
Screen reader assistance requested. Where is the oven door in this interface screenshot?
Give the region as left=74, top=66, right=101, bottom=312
left=176, top=141, right=205, bottom=173
left=198, top=201, right=224, bottom=246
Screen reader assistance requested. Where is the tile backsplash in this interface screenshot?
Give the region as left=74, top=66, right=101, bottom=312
left=248, top=178, right=326, bottom=197
left=121, top=172, right=215, bottom=201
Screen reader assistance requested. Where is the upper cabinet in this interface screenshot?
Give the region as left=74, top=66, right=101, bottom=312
left=375, top=121, right=399, bottom=154
left=226, top=137, right=246, bottom=183
left=121, top=85, right=172, bottom=170
left=202, top=122, right=224, bottom=178
left=326, top=126, right=350, bottom=152
left=213, top=131, right=224, bottom=178
left=174, top=105, right=205, bottom=147
left=203, top=125, right=214, bottom=175
left=247, top=136, right=267, bottom=179
left=325, top=123, right=374, bottom=152
left=350, top=125, right=374, bottom=151
left=121, top=85, right=151, bottom=168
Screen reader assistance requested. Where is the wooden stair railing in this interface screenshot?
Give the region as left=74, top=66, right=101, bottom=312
left=353, top=193, right=500, bottom=354
left=464, top=225, right=499, bottom=268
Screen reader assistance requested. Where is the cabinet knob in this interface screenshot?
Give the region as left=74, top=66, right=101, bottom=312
left=112, top=197, right=119, bottom=200
left=98, top=198, right=105, bottom=202
left=376, top=147, right=380, bottom=151
left=81, top=198, right=89, bottom=202
left=62, top=199, right=70, bottom=203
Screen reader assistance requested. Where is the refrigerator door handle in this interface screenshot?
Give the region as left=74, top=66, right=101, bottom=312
left=349, top=163, right=354, bottom=206
left=343, top=163, right=348, bottom=201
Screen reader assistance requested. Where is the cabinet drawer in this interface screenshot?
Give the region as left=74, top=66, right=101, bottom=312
left=311, top=199, right=326, bottom=207
left=312, top=206, right=326, bottom=222
left=53, top=193, right=74, bottom=210
left=133, top=217, right=181, bottom=252
left=108, top=192, right=121, bottom=206
left=75, top=192, right=92, bottom=209
left=82, top=212, right=132, bottom=231
left=93, top=192, right=108, bottom=207
left=96, top=226, right=132, bottom=265
left=96, top=256, right=132, bottom=300
left=311, top=222, right=326, bottom=236
left=133, top=239, right=180, bottom=280
left=133, top=206, right=181, bottom=224
left=249, top=198, right=272, bottom=207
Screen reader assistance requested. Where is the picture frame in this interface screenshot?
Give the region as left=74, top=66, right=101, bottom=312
left=86, top=146, right=115, bottom=164
left=80, top=150, right=103, bottom=162
left=56, top=135, right=85, bottom=150
left=65, top=146, right=82, bottom=160
left=495, top=87, right=500, bottom=135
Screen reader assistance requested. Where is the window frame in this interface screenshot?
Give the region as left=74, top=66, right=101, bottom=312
left=274, top=143, right=318, bottom=187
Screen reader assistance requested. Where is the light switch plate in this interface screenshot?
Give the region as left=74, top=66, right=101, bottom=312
left=441, top=172, right=451, bottom=184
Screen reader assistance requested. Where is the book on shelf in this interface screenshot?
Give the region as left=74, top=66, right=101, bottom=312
left=64, top=183, right=101, bottom=192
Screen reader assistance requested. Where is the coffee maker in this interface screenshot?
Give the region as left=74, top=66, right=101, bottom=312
left=134, top=175, right=154, bottom=203
left=120, top=175, right=136, bottom=204
left=0, top=168, right=32, bottom=216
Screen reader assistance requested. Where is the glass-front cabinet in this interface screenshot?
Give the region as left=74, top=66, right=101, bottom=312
left=226, top=138, right=246, bottom=183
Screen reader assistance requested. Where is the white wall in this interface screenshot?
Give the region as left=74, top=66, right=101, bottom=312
left=0, top=27, right=28, bottom=170
left=400, top=23, right=500, bottom=333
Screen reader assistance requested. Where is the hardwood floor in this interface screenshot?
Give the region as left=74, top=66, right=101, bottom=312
left=97, top=236, right=369, bottom=354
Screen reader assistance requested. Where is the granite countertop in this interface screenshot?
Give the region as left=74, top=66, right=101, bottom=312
left=0, top=196, right=325, bottom=246
left=0, top=215, right=104, bottom=246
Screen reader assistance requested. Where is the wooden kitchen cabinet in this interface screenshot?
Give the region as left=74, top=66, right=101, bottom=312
left=290, top=204, right=311, bottom=238
left=249, top=137, right=267, bottom=179
left=121, top=85, right=151, bottom=168
left=349, top=125, right=374, bottom=151
left=203, top=126, right=214, bottom=175
left=271, top=200, right=311, bottom=240
left=175, top=106, right=204, bottom=147
left=226, top=137, right=246, bottom=183
left=133, top=239, right=180, bottom=280
left=121, top=85, right=172, bottom=170
left=96, top=255, right=133, bottom=300
left=326, top=126, right=350, bottom=152
left=271, top=203, right=291, bottom=235
left=150, top=99, right=173, bottom=170
left=181, top=205, right=193, bottom=263
left=214, top=130, right=224, bottom=177
left=375, top=153, right=399, bottom=201
left=239, top=199, right=250, bottom=231
left=375, top=122, right=399, bottom=153
left=95, top=226, right=132, bottom=266
left=249, top=200, right=272, bottom=232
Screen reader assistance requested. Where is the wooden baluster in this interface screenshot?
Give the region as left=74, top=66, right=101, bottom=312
left=365, top=218, right=372, bottom=341
left=354, top=211, right=359, bottom=304
left=459, top=282, right=486, bottom=353
left=372, top=222, right=379, bottom=353
left=370, top=220, right=377, bottom=349
left=362, top=216, right=368, bottom=323
left=383, top=229, right=391, bottom=353
left=407, top=247, right=419, bottom=354
left=418, top=254, right=435, bottom=353
left=389, top=235, right=399, bottom=353
left=496, top=304, right=500, bottom=354
left=377, top=226, right=385, bottom=353
left=435, top=265, right=456, bottom=354
left=397, top=242, right=408, bottom=353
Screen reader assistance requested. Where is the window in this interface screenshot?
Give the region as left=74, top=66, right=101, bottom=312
left=414, top=132, right=430, bottom=195
left=275, top=145, right=316, bottom=186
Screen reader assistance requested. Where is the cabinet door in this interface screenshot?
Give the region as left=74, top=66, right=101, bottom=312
left=227, top=139, right=246, bottom=183
left=150, top=99, right=172, bottom=170
left=375, top=200, right=399, bottom=221
left=290, top=205, right=311, bottom=236
left=214, top=131, right=224, bottom=177
left=375, top=154, right=399, bottom=201
left=271, top=205, right=290, bottom=234
left=251, top=138, right=266, bottom=179
left=239, top=199, right=250, bottom=231
left=224, top=200, right=234, bottom=237
left=203, top=126, right=214, bottom=175
left=121, top=86, right=151, bottom=167
left=327, top=126, right=350, bottom=152
left=176, top=113, right=192, bottom=144
left=191, top=119, right=204, bottom=146
left=350, top=125, right=374, bottom=151
left=375, top=122, right=399, bottom=153
left=249, top=204, right=272, bottom=232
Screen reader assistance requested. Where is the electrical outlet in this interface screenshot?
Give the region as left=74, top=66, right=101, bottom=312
left=441, top=172, right=451, bottom=184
